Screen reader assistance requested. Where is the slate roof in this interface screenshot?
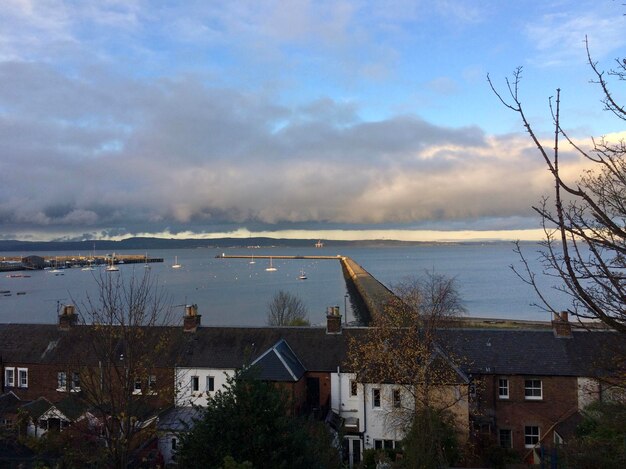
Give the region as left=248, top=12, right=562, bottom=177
left=439, top=328, right=624, bottom=377
left=250, top=339, right=307, bottom=382
left=21, top=397, right=55, bottom=420
left=0, top=322, right=621, bottom=379
left=0, top=392, right=22, bottom=416
left=157, top=406, right=203, bottom=432
left=175, top=326, right=355, bottom=371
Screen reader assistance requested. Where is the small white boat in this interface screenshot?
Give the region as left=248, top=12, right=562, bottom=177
left=105, top=256, right=119, bottom=272
left=298, top=270, right=307, bottom=280
left=48, top=257, right=63, bottom=273
left=172, top=256, right=182, bottom=269
left=265, top=257, right=277, bottom=272
left=249, top=254, right=255, bottom=265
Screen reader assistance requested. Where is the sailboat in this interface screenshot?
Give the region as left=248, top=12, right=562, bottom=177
left=172, top=256, right=182, bottom=269
left=48, top=257, right=63, bottom=273
left=249, top=254, right=256, bottom=265
left=144, top=252, right=151, bottom=269
left=81, top=258, right=95, bottom=271
left=298, top=269, right=307, bottom=280
left=265, top=257, right=277, bottom=272
left=105, top=254, right=119, bottom=272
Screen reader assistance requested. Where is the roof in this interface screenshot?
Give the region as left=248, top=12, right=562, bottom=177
left=0, top=322, right=622, bottom=379
left=20, top=397, right=55, bottom=420
left=439, top=328, right=624, bottom=377
left=250, top=339, right=307, bottom=382
left=175, top=326, right=353, bottom=371
left=0, top=391, right=22, bottom=415
left=157, top=406, right=203, bottom=432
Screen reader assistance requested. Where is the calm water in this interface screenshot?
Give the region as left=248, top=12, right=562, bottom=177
left=0, top=243, right=568, bottom=326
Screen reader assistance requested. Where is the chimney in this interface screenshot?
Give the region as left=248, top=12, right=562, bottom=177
left=552, top=311, right=572, bottom=338
left=183, top=304, right=201, bottom=333
left=326, top=306, right=342, bottom=334
left=58, top=304, right=77, bottom=331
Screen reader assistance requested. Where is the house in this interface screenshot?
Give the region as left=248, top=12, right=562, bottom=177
left=438, top=312, right=625, bottom=463
left=1, top=303, right=623, bottom=467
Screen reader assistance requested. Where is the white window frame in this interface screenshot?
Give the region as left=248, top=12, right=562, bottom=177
left=133, top=377, right=142, bottom=395
left=4, top=367, right=15, bottom=387
left=372, top=388, right=381, bottom=408
left=17, top=368, right=28, bottom=388
left=524, top=425, right=540, bottom=448
left=498, top=378, right=509, bottom=399
left=205, top=375, right=215, bottom=393
left=524, top=379, right=543, bottom=400
left=57, top=372, right=67, bottom=392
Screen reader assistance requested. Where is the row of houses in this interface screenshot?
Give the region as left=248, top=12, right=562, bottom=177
left=1, top=305, right=623, bottom=466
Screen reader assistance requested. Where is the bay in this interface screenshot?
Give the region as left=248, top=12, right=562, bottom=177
left=0, top=242, right=568, bottom=326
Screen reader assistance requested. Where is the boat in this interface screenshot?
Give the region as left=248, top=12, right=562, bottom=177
left=172, top=256, right=182, bottom=269
left=81, top=259, right=95, bottom=271
left=144, top=252, right=151, bottom=269
left=265, top=257, right=277, bottom=272
left=48, top=257, right=63, bottom=273
left=315, top=240, right=324, bottom=248
left=298, top=270, right=307, bottom=280
left=105, top=256, right=119, bottom=272
left=249, top=254, right=255, bottom=265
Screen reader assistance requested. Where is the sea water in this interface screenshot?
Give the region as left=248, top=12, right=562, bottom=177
left=0, top=243, right=569, bottom=326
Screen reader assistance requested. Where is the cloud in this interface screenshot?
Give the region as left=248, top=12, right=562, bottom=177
left=525, top=7, right=626, bottom=66
left=0, top=56, right=592, bottom=240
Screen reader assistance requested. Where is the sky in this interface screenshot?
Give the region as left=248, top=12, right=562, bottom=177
left=1, top=0, right=625, bottom=242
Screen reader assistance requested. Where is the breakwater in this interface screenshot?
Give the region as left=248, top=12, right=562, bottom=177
left=218, top=254, right=397, bottom=325
left=0, top=254, right=163, bottom=271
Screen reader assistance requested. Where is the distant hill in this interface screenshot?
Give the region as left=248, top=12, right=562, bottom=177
left=0, top=237, right=439, bottom=252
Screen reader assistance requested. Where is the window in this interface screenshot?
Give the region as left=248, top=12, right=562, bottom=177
left=71, top=372, right=80, bottom=391
left=171, top=437, right=177, bottom=451
left=498, top=378, right=509, bottom=399
left=133, top=377, right=142, bottom=394
left=350, top=380, right=358, bottom=396
left=372, top=388, right=381, bottom=408
left=4, top=368, right=15, bottom=387
left=57, top=372, right=67, bottom=391
left=524, top=379, right=542, bottom=400
left=393, top=389, right=401, bottom=408
left=374, top=439, right=396, bottom=450
left=191, top=376, right=199, bottom=392
left=17, top=368, right=28, bottom=388
left=148, top=375, right=157, bottom=393
left=524, top=426, right=540, bottom=447
left=206, top=376, right=215, bottom=392
left=499, top=429, right=512, bottom=448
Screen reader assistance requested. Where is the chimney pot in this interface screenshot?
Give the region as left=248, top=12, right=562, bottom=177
left=552, top=310, right=572, bottom=338
left=184, top=304, right=201, bottom=333
left=326, top=306, right=342, bottom=334
left=58, top=304, right=77, bottom=330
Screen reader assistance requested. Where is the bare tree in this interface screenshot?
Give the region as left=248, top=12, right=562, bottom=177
left=488, top=38, right=626, bottom=334
left=346, top=272, right=468, bottom=459
left=266, top=290, right=310, bottom=326
left=68, top=270, right=179, bottom=468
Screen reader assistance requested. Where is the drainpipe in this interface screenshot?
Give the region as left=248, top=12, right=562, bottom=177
left=337, top=366, right=342, bottom=414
